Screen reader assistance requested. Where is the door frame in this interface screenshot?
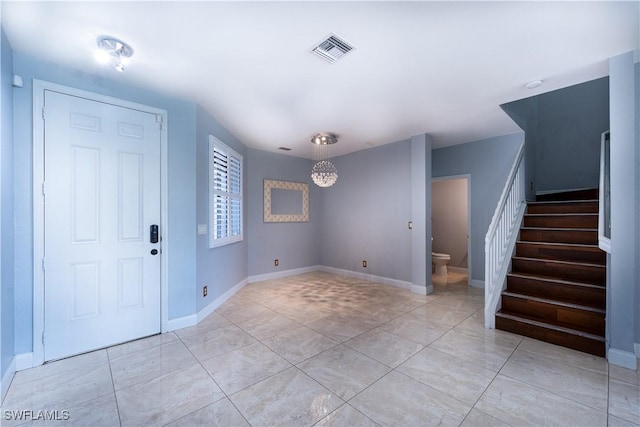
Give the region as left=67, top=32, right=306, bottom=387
left=431, top=174, right=472, bottom=287
left=32, top=80, right=169, bottom=365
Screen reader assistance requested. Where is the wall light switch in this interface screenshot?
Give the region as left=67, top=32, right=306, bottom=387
left=408, top=221, right=413, bottom=230
left=197, top=224, right=207, bottom=235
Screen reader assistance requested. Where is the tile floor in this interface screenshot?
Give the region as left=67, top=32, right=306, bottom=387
left=2, top=271, right=639, bottom=426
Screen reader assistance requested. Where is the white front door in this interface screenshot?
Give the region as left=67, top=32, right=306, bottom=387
left=43, top=90, right=161, bottom=361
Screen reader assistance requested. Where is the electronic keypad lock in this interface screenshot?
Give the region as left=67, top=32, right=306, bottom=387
left=150, top=224, right=159, bottom=244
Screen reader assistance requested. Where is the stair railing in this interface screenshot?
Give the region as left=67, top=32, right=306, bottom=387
left=598, top=131, right=611, bottom=253
left=484, top=143, right=526, bottom=328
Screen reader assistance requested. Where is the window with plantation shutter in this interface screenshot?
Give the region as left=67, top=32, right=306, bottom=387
left=209, top=135, right=243, bottom=248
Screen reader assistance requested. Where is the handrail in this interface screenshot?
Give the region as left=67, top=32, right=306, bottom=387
left=485, top=145, right=525, bottom=245
left=484, top=143, right=526, bottom=328
left=598, top=131, right=611, bottom=253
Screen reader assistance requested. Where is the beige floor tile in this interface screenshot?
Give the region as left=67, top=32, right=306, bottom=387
left=476, top=375, right=607, bottom=426
left=11, top=350, right=108, bottom=384
left=174, top=312, right=232, bottom=339
left=229, top=367, right=343, bottom=426
left=349, top=371, right=470, bottom=426
left=405, top=303, right=475, bottom=328
left=201, top=342, right=291, bottom=395
left=345, top=328, right=423, bottom=368
left=263, top=326, right=338, bottom=364
left=106, top=332, right=178, bottom=360
left=166, top=398, right=249, bottom=427
left=316, top=404, right=380, bottom=427
left=116, top=364, right=224, bottom=426
left=216, top=301, right=273, bottom=325
left=264, top=301, right=331, bottom=324
left=430, top=329, right=517, bottom=372
left=180, top=324, right=257, bottom=362
left=611, top=363, right=640, bottom=387
left=236, top=311, right=301, bottom=340
left=516, top=337, right=607, bottom=374
left=109, top=340, right=197, bottom=390
left=460, top=408, right=511, bottom=426
left=501, top=348, right=608, bottom=411
left=297, top=345, right=390, bottom=400
left=2, top=361, right=113, bottom=411
left=609, top=414, right=640, bottom=427
left=397, top=347, right=495, bottom=405
left=609, top=379, right=640, bottom=424
left=379, top=314, right=450, bottom=345
left=306, top=314, right=374, bottom=342
left=29, top=393, right=120, bottom=427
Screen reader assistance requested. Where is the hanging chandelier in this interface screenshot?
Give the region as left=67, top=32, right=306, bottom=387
left=310, top=132, right=338, bottom=188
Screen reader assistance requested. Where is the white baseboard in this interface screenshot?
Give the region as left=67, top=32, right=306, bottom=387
left=248, top=265, right=321, bottom=284
left=470, top=279, right=485, bottom=288
left=536, top=187, right=593, bottom=196
left=635, top=343, right=640, bottom=358
left=166, top=277, right=249, bottom=332
left=15, top=352, right=33, bottom=371
left=318, top=266, right=413, bottom=290
left=166, top=314, right=197, bottom=332
left=447, top=266, right=468, bottom=274
left=608, top=348, right=638, bottom=370
left=197, top=278, right=248, bottom=323
left=411, top=284, right=434, bottom=295
left=1, top=356, right=16, bottom=401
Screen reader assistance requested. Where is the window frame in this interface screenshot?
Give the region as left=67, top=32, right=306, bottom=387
left=209, top=135, right=243, bottom=248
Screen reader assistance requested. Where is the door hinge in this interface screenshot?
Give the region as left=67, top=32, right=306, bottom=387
left=156, top=115, right=164, bottom=131
left=42, top=107, right=46, bottom=121
left=42, top=257, right=45, bottom=271
left=42, top=332, right=45, bottom=345
left=41, top=182, right=45, bottom=196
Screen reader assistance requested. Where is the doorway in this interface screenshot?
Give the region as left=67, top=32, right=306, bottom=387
left=33, top=81, right=169, bottom=364
left=431, top=175, right=471, bottom=287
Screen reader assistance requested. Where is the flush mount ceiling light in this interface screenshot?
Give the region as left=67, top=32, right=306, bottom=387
left=95, top=36, right=134, bottom=72
left=525, top=80, right=543, bottom=89
left=310, top=132, right=338, bottom=188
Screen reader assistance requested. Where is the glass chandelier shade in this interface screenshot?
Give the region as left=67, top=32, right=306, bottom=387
left=310, top=133, right=338, bottom=188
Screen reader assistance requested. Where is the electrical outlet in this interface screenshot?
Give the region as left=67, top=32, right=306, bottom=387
left=274, top=259, right=279, bottom=267
left=362, top=260, right=367, bottom=268
left=203, top=286, right=208, bottom=297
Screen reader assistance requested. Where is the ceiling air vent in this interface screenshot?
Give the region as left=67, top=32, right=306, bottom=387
left=312, top=35, right=354, bottom=63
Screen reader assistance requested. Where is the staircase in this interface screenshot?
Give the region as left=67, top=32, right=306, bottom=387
left=495, top=189, right=606, bottom=357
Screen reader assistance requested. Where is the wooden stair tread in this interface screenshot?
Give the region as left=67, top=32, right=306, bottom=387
left=507, top=272, right=605, bottom=289
left=512, top=256, right=605, bottom=269
left=524, top=213, right=598, bottom=217
left=496, top=312, right=605, bottom=341
left=527, top=199, right=599, bottom=205
left=520, top=226, right=597, bottom=232
left=501, top=291, right=605, bottom=314
left=516, top=241, right=600, bottom=249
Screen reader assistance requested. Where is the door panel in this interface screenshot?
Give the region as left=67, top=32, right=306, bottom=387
left=44, top=90, right=161, bottom=361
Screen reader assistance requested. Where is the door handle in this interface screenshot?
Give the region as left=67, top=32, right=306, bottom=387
left=150, top=225, right=159, bottom=243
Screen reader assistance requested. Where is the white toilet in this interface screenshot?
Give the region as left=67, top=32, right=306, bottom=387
left=432, top=252, right=451, bottom=276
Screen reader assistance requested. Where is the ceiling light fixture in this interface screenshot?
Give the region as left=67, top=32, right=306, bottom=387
left=310, top=132, right=338, bottom=188
left=96, top=36, right=134, bottom=72
left=525, top=80, right=543, bottom=89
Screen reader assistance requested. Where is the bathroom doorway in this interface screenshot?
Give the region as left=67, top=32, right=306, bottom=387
left=432, top=175, right=471, bottom=287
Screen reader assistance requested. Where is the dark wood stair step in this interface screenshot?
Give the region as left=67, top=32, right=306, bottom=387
left=507, top=272, right=605, bottom=308
left=536, top=189, right=599, bottom=202
left=524, top=214, right=598, bottom=229
left=515, top=241, right=606, bottom=265
left=501, top=292, right=605, bottom=336
left=519, top=227, right=598, bottom=245
left=527, top=200, right=599, bottom=214
left=495, top=312, right=605, bottom=357
left=511, top=257, right=605, bottom=285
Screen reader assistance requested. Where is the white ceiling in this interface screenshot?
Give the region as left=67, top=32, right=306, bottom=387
left=2, top=1, right=639, bottom=158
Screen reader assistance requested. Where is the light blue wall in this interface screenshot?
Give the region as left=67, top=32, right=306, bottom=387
left=12, top=54, right=198, bottom=354
left=433, top=133, right=524, bottom=283
left=1, top=26, right=15, bottom=384
left=635, top=61, right=639, bottom=348
left=608, top=51, right=637, bottom=367
left=247, top=149, right=321, bottom=276
left=320, top=140, right=413, bottom=283
left=196, top=105, right=248, bottom=311
left=536, top=78, right=609, bottom=193
left=502, top=78, right=609, bottom=197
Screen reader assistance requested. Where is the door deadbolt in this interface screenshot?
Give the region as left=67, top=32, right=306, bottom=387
left=150, top=249, right=158, bottom=255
